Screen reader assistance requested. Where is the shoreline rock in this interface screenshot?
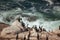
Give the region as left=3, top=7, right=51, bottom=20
left=0, top=23, right=60, bottom=40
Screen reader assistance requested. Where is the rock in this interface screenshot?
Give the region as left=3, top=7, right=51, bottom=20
left=0, top=23, right=9, bottom=36
left=0, top=21, right=60, bottom=40
left=18, top=31, right=29, bottom=39
left=30, top=28, right=37, bottom=37
left=1, top=16, right=26, bottom=37
left=0, top=23, right=9, bottom=31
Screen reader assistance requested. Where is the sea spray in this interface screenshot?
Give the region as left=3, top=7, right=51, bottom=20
left=0, top=8, right=60, bottom=31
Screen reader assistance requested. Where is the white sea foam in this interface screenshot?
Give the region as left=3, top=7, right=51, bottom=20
left=0, top=8, right=60, bottom=31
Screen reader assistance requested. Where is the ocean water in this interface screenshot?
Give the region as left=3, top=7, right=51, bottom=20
left=0, top=8, right=60, bottom=31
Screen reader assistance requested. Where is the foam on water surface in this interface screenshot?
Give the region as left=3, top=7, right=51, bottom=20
left=0, top=8, right=60, bottom=31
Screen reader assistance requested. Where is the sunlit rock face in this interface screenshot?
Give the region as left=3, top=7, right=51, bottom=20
left=0, top=23, right=9, bottom=31
left=1, top=16, right=26, bottom=37
left=0, top=0, right=60, bottom=31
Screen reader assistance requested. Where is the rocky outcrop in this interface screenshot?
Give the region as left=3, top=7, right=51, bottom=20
left=0, top=23, right=9, bottom=36
left=0, top=15, right=26, bottom=37
left=0, top=24, right=60, bottom=40
left=0, top=16, right=60, bottom=40
left=0, top=23, right=9, bottom=31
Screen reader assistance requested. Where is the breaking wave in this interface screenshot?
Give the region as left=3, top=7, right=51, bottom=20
left=0, top=8, right=60, bottom=31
